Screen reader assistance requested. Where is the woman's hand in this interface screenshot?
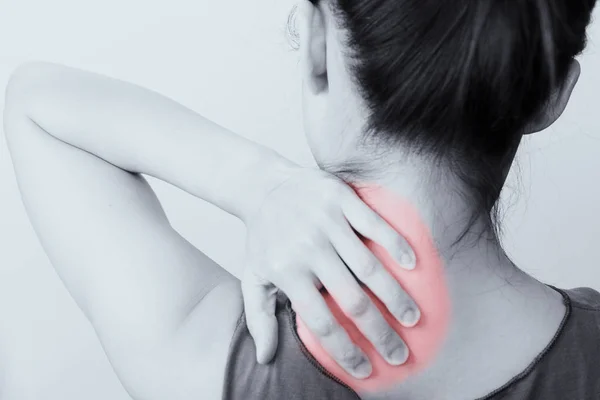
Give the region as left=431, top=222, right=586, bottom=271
left=241, top=166, right=420, bottom=379
left=5, top=61, right=418, bottom=380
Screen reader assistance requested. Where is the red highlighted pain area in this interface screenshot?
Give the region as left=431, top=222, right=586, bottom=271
left=295, top=184, right=451, bottom=393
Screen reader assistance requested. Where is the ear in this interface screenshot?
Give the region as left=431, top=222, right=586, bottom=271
left=524, top=60, right=581, bottom=134
left=298, top=1, right=328, bottom=94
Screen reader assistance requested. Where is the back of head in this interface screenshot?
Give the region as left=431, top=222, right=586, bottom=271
left=299, top=0, right=597, bottom=234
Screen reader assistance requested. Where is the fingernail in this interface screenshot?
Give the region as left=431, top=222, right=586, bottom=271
left=352, top=357, right=373, bottom=379
left=256, top=352, right=267, bottom=364
left=399, top=251, right=416, bottom=269
left=256, top=347, right=268, bottom=364
left=401, top=307, right=420, bottom=327
left=388, top=346, right=409, bottom=366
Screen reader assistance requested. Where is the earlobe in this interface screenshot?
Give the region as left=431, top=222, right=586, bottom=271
left=298, top=1, right=328, bottom=94
left=524, top=60, right=581, bottom=134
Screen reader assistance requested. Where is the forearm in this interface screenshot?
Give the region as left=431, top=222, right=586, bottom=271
left=4, top=61, right=296, bottom=221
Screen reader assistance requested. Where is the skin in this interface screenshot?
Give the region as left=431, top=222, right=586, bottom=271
left=244, top=169, right=421, bottom=373
left=296, top=184, right=451, bottom=393
left=4, top=59, right=431, bottom=381
left=295, top=2, right=581, bottom=399
left=2, top=62, right=421, bottom=399
left=1, top=1, right=584, bottom=399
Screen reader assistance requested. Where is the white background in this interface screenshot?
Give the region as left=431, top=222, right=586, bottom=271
left=0, top=1, right=599, bottom=399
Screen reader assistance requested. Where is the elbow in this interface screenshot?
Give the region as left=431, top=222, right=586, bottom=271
left=5, top=61, right=51, bottom=107
left=3, top=62, right=49, bottom=146
left=3, top=61, right=54, bottom=139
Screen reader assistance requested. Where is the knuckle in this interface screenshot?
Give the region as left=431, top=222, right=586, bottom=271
left=374, top=328, right=397, bottom=348
left=310, top=315, right=337, bottom=337
left=345, top=293, right=371, bottom=318
left=337, top=346, right=362, bottom=366
left=388, top=287, right=410, bottom=308
left=354, top=258, right=379, bottom=280
left=293, top=231, right=327, bottom=254
left=271, top=251, right=306, bottom=271
left=268, top=259, right=290, bottom=276
left=311, top=235, right=332, bottom=253
left=322, top=205, right=343, bottom=222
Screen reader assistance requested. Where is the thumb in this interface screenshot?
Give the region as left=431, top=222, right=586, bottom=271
left=242, top=272, right=279, bottom=364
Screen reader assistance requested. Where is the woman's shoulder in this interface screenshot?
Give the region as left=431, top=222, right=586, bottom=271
left=563, top=286, right=600, bottom=312
left=222, top=292, right=360, bottom=400
left=510, top=286, right=600, bottom=398
left=219, top=287, right=600, bottom=400
left=177, top=280, right=245, bottom=400
left=545, top=286, right=600, bottom=351
left=477, top=286, right=600, bottom=400
left=558, top=286, right=600, bottom=346
left=557, top=286, right=600, bottom=341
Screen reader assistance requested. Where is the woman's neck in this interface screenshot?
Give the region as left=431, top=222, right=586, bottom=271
left=346, top=178, right=567, bottom=400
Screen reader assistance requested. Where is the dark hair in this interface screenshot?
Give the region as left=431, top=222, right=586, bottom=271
left=300, top=0, right=596, bottom=239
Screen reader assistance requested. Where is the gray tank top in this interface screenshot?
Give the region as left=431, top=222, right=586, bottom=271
left=222, top=286, right=600, bottom=399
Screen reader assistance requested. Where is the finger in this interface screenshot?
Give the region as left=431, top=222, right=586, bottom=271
left=342, top=192, right=416, bottom=270
left=330, top=222, right=420, bottom=328
left=241, top=271, right=279, bottom=364
left=315, top=249, right=410, bottom=366
left=286, top=277, right=373, bottom=379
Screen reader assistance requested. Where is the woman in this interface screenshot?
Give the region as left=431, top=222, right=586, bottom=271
left=3, top=0, right=600, bottom=399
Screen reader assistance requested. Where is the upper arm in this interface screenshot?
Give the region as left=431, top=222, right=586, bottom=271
left=3, top=66, right=244, bottom=399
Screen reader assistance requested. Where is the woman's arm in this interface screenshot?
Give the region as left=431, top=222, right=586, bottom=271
left=9, top=61, right=295, bottom=221
left=4, top=62, right=249, bottom=400
left=4, top=61, right=420, bottom=390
